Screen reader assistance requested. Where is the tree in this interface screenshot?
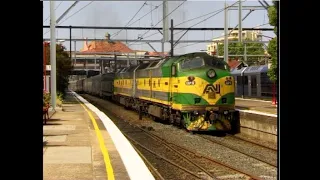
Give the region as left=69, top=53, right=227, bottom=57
left=217, top=38, right=266, bottom=66
left=44, top=43, right=73, bottom=97
left=267, top=1, right=278, bottom=81
left=267, top=38, right=277, bottom=81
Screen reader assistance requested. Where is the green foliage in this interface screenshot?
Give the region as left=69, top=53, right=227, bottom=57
left=43, top=92, right=50, bottom=105
left=44, top=44, right=72, bottom=98
left=57, top=92, right=64, bottom=102
left=267, top=38, right=277, bottom=81
left=217, top=38, right=265, bottom=66
left=268, top=5, right=277, bottom=34
left=43, top=91, right=63, bottom=107
left=268, top=6, right=277, bottom=26
left=267, top=2, right=278, bottom=82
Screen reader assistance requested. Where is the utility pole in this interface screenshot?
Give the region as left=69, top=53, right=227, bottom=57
left=74, top=41, right=77, bottom=68
left=170, top=19, right=174, bottom=57
left=162, top=0, right=168, bottom=53
left=238, top=0, right=242, bottom=42
left=50, top=1, right=57, bottom=110
left=69, top=26, right=72, bottom=61
left=56, top=1, right=79, bottom=24
left=224, top=2, right=228, bottom=62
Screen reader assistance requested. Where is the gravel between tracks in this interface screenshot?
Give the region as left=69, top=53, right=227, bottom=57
left=232, top=133, right=277, bottom=151
left=199, top=134, right=277, bottom=166
left=81, top=94, right=277, bottom=180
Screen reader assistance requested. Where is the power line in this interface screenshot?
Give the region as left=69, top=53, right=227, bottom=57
left=174, top=0, right=242, bottom=37
left=142, top=7, right=227, bottom=40
left=109, top=2, right=186, bottom=53
left=175, top=7, right=228, bottom=27
left=209, top=22, right=271, bottom=41
left=174, top=8, right=226, bottom=36
left=111, top=1, right=147, bottom=37
left=43, top=1, right=63, bottom=24
left=142, top=1, right=240, bottom=41
left=129, top=1, right=186, bottom=47
left=42, top=25, right=273, bottom=31
left=127, top=2, right=163, bottom=27
left=43, top=1, right=94, bottom=35
left=175, top=37, right=269, bottom=50
left=58, top=1, right=94, bottom=25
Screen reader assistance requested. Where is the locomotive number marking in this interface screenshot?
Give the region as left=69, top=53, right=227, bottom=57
left=208, top=92, right=216, bottom=99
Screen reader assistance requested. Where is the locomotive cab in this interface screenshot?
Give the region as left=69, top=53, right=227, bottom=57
left=170, top=53, right=240, bottom=133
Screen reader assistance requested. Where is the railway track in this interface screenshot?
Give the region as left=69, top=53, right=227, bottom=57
left=199, top=135, right=277, bottom=168
left=83, top=94, right=267, bottom=180
left=135, top=127, right=263, bottom=180
left=226, top=134, right=277, bottom=152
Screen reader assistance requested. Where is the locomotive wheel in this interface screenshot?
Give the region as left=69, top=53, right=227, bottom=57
left=169, top=114, right=175, bottom=124
left=175, top=112, right=184, bottom=128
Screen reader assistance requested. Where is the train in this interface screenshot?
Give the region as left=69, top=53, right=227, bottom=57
left=69, top=52, right=240, bottom=134
left=231, top=65, right=277, bottom=98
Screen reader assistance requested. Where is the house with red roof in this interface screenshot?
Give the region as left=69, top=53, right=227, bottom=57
left=72, top=32, right=169, bottom=74
left=80, top=33, right=134, bottom=54
left=227, top=59, right=248, bottom=70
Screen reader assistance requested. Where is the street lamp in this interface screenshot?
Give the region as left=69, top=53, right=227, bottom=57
left=57, top=40, right=65, bottom=44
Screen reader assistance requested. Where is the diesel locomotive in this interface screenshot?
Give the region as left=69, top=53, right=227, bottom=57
left=70, top=52, right=240, bottom=134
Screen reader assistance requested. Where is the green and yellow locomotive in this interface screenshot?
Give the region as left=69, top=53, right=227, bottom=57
left=113, top=52, right=240, bottom=133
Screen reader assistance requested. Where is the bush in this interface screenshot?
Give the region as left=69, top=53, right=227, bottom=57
left=43, top=91, right=50, bottom=105
left=43, top=91, right=63, bottom=107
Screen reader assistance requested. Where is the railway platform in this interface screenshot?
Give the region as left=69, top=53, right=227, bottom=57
left=43, top=91, right=155, bottom=180
left=235, top=98, right=277, bottom=116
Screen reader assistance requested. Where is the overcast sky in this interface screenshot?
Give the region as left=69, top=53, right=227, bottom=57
left=42, top=0, right=275, bottom=55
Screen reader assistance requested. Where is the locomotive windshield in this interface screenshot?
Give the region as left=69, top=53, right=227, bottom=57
left=180, top=57, right=205, bottom=70
left=204, top=56, right=229, bottom=71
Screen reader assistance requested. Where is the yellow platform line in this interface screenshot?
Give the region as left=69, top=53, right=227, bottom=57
left=76, top=98, right=115, bottom=180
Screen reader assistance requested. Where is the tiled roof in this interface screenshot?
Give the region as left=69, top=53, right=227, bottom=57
left=145, top=51, right=169, bottom=56
left=228, top=60, right=242, bottom=69
left=81, top=40, right=134, bottom=53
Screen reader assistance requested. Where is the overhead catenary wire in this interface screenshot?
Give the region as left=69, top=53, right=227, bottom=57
left=125, top=1, right=239, bottom=53
left=143, top=0, right=240, bottom=41
left=58, top=1, right=94, bottom=25
left=120, top=1, right=186, bottom=51
left=138, top=1, right=186, bottom=40
left=142, top=7, right=227, bottom=40
left=174, top=0, right=242, bottom=36
left=43, top=1, right=63, bottom=24
left=140, top=0, right=241, bottom=53
left=127, top=2, right=163, bottom=27
left=43, top=1, right=94, bottom=35
left=111, top=1, right=147, bottom=38
left=109, top=2, right=163, bottom=40
left=174, top=0, right=273, bottom=51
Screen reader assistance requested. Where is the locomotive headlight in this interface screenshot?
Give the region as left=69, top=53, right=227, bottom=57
left=207, top=69, right=216, bottom=78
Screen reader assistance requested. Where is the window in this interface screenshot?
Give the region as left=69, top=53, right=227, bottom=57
left=148, top=62, right=158, bottom=68
left=171, top=65, right=176, bottom=76
left=180, top=57, right=204, bottom=70
left=204, top=56, right=229, bottom=71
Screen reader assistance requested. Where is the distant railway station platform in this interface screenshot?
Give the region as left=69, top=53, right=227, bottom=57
left=43, top=91, right=154, bottom=180
left=235, top=97, right=277, bottom=116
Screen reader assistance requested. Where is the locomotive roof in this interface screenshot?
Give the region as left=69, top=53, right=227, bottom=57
left=230, top=65, right=268, bottom=75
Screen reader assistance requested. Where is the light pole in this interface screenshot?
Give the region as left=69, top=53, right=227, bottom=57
left=50, top=1, right=57, bottom=110
left=43, top=39, right=65, bottom=93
